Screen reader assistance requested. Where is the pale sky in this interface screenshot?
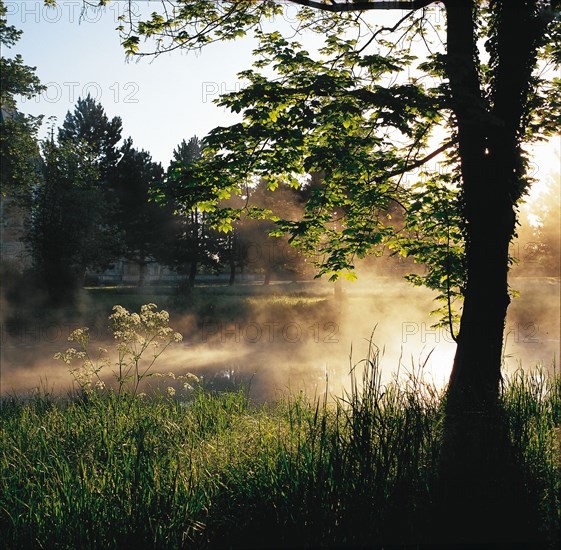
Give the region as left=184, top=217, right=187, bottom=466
left=6, top=0, right=264, bottom=165
left=5, top=0, right=560, bottom=184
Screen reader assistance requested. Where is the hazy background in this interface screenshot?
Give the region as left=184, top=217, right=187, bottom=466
left=1, top=1, right=559, bottom=399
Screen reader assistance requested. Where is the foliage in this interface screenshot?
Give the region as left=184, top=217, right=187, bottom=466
left=26, top=98, right=127, bottom=302
left=57, top=96, right=124, bottom=264
left=116, top=0, right=283, bottom=56
left=111, top=138, right=172, bottom=283
left=27, top=136, right=120, bottom=303
left=0, top=113, right=42, bottom=201
left=392, top=172, right=465, bottom=335
left=54, top=303, right=186, bottom=399
left=1, top=352, right=559, bottom=548
left=123, top=1, right=560, bottom=337
left=157, top=20, right=464, bottom=324
left=0, top=0, right=44, bottom=111
left=172, top=136, right=202, bottom=164
left=0, top=0, right=44, bottom=198
left=58, top=95, right=123, bottom=179
left=156, top=136, right=224, bottom=285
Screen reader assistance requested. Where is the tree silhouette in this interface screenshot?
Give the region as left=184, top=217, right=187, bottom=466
left=156, top=136, right=221, bottom=289
left=119, top=0, right=559, bottom=406
left=0, top=0, right=43, bottom=200
left=58, top=95, right=122, bottom=180
left=112, top=138, right=171, bottom=286
left=28, top=97, right=124, bottom=302
left=29, top=135, right=116, bottom=303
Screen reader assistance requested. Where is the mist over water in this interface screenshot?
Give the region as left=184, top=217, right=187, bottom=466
left=1, top=165, right=559, bottom=399
left=1, top=272, right=558, bottom=401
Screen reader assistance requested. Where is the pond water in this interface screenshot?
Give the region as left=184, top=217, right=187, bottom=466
left=1, top=277, right=558, bottom=401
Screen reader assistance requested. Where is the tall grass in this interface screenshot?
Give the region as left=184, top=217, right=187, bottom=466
left=500, top=364, right=561, bottom=547
left=1, top=354, right=560, bottom=548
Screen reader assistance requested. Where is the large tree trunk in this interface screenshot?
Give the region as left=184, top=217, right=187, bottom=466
left=438, top=1, right=543, bottom=544
left=445, top=0, right=503, bottom=410
left=446, top=0, right=539, bottom=412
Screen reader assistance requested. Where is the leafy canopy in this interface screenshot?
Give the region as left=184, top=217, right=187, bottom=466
left=148, top=8, right=468, bottom=327
left=57, top=1, right=560, bottom=329
left=1, top=0, right=44, bottom=195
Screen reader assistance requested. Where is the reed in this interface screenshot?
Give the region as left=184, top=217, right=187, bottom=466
left=1, top=354, right=559, bottom=548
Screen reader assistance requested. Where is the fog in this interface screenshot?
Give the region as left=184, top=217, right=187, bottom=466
left=1, top=269, right=558, bottom=401
left=1, top=168, right=559, bottom=400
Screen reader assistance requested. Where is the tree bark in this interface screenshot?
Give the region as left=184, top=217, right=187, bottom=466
left=446, top=0, right=540, bottom=413
left=438, top=1, right=543, bottom=544
left=445, top=0, right=502, bottom=411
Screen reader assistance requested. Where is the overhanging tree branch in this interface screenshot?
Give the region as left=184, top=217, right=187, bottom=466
left=287, top=0, right=435, bottom=12
left=379, top=137, right=458, bottom=183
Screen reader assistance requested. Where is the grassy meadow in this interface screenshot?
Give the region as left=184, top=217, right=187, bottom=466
left=1, top=358, right=560, bottom=548
left=1, top=283, right=560, bottom=548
